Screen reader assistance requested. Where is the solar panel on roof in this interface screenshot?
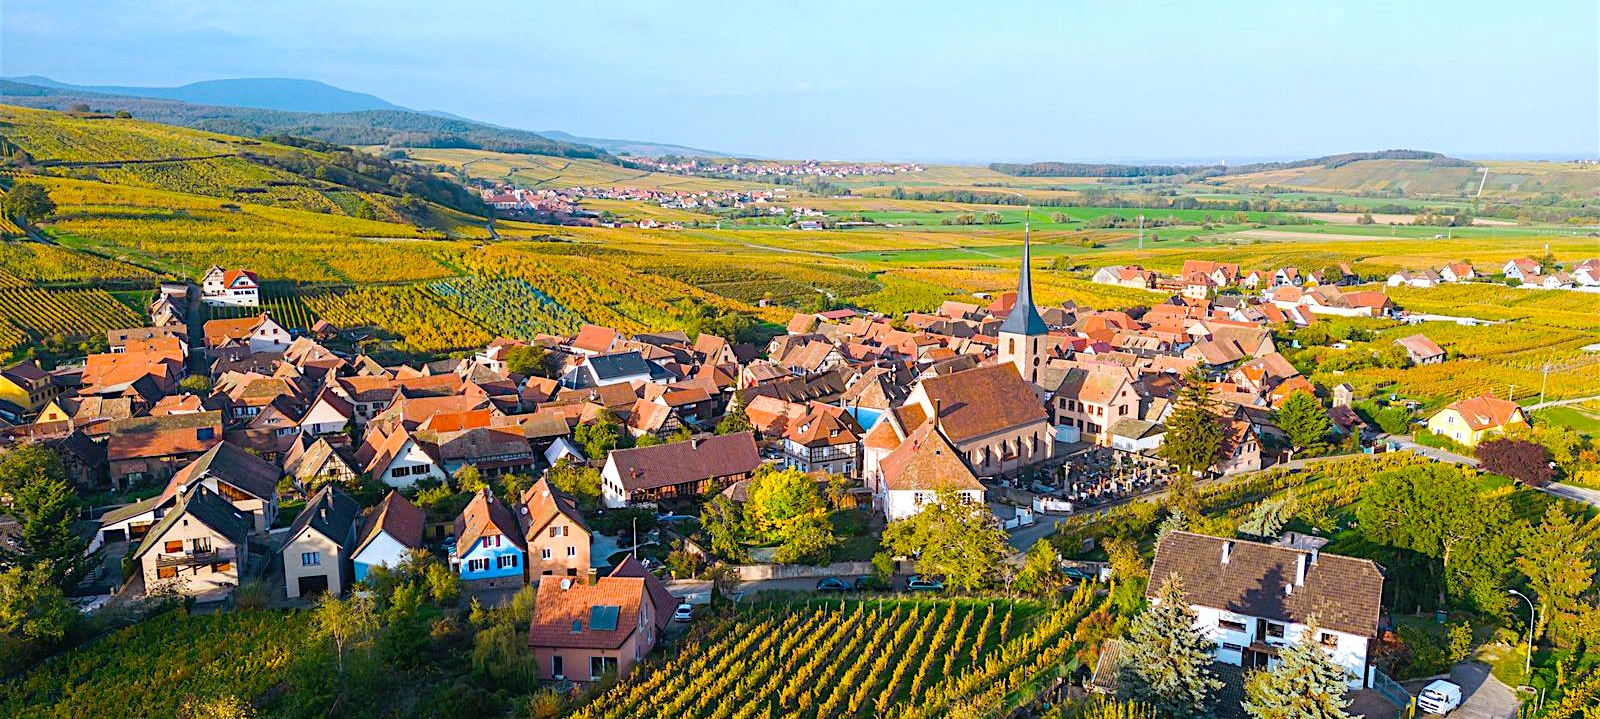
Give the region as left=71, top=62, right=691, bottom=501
left=589, top=605, right=620, bottom=632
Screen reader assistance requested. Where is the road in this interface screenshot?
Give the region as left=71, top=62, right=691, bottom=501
left=1385, top=435, right=1600, bottom=510
left=1400, top=662, right=1519, bottom=719
left=1524, top=394, right=1600, bottom=411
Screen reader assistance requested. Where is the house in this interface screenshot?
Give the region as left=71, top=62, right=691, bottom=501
left=201, top=266, right=260, bottom=307
left=1149, top=531, right=1385, bottom=689
left=364, top=428, right=445, bottom=488
left=1051, top=366, right=1140, bottom=447
left=1273, top=267, right=1302, bottom=287
left=299, top=389, right=354, bottom=436
left=1109, top=419, right=1166, bottom=453
left=282, top=435, right=359, bottom=487
left=1574, top=260, right=1600, bottom=287
left=868, top=418, right=985, bottom=521
left=520, top=477, right=591, bottom=578
left=1426, top=394, right=1527, bottom=447
left=904, top=363, right=1054, bottom=478
left=1385, top=270, right=1438, bottom=289
left=0, top=360, right=58, bottom=414
left=106, top=411, right=224, bottom=488
left=1219, top=418, right=1262, bottom=476
left=452, top=488, right=527, bottom=588
left=281, top=485, right=360, bottom=598
left=1241, top=270, right=1269, bottom=290
left=351, top=490, right=426, bottom=582
left=1393, top=334, right=1445, bottom=365
left=1503, top=258, right=1542, bottom=282
left=527, top=562, right=667, bottom=682
left=203, top=312, right=289, bottom=353
left=781, top=402, right=864, bottom=478
left=561, top=351, right=671, bottom=389
left=1092, top=265, right=1156, bottom=289
left=135, top=485, right=252, bottom=602
left=601, top=432, right=760, bottom=507
left=1182, top=260, right=1240, bottom=287
left=1439, top=263, right=1477, bottom=283
left=567, top=324, right=620, bottom=356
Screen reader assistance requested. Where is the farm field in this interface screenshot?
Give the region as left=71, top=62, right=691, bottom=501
left=570, top=594, right=1096, bottom=719
left=1217, top=158, right=1600, bottom=200
left=204, top=286, right=321, bottom=330
left=392, top=147, right=763, bottom=192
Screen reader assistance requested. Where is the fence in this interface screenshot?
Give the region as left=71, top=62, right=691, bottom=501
left=1372, top=669, right=1413, bottom=714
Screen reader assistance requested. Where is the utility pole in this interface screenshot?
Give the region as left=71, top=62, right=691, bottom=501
left=1137, top=214, right=1145, bottom=251
left=1539, top=363, right=1549, bottom=407
left=1510, top=384, right=1516, bottom=402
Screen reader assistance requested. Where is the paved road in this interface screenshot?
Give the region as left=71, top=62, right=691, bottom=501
left=1541, top=482, right=1600, bottom=508
left=1525, top=394, right=1600, bottom=411
left=1384, top=436, right=1478, bottom=466
left=1401, top=662, right=1519, bottom=719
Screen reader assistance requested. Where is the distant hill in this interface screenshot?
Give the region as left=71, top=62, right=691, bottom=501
left=5, top=76, right=404, bottom=114
left=538, top=130, right=728, bottom=158
left=989, top=150, right=1465, bottom=178
left=0, top=79, right=611, bottom=159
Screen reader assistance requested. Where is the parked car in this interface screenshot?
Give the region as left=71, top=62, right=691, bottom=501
left=1063, top=566, right=1096, bottom=582
left=853, top=576, right=876, bottom=591
left=672, top=603, right=695, bottom=623
left=907, top=575, right=944, bottom=591
left=1416, top=679, right=1462, bottom=715
left=816, top=577, right=851, bottom=593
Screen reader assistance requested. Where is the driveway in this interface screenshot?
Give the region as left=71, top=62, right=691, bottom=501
left=1402, top=662, right=1518, bottom=719
left=1541, top=482, right=1600, bottom=508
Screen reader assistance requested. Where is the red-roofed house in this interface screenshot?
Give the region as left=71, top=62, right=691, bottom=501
left=201, top=266, right=260, bottom=307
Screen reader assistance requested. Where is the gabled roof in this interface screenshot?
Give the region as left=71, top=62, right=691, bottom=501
left=134, top=485, right=252, bottom=559
left=1149, top=531, right=1383, bottom=637
left=162, top=440, right=281, bottom=504
left=1437, top=394, right=1524, bottom=431
left=570, top=324, right=619, bottom=354
left=587, top=351, right=657, bottom=381
left=606, top=432, right=760, bottom=494
left=454, top=489, right=526, bottom=557
left=877, top=420, right=982, bottom=492
left=106, top=411, right=224, bottom=461
left=1393, top=333, right=1444, bottom=359
left=528, top=574, right=649, bottom=650
left=918, top=364, right=1047, bottom=444
left=783, top=402, right=864, bottom=447
left=354, top=490, right=426, bottom=556
left=285, top=485, right=360, bottom=549
left=608, top=555, right=674, bottom=631
left=520, top=476, right=589, bottom=539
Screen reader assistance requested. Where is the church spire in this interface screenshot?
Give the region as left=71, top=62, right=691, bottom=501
left=999, top=213, right=1047, bottom=336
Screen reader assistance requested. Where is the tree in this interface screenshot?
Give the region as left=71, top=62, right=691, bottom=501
left=1241, top=618, right=1355, bottom=719
left=1276, top=391, right=1331, bottom=456
left=700, top=495, right=747, bottom=562
left=574, top=409, right=630, bottom=460
left=1015, top=539, right=1064, bottom=597
left=1477, top=438, right=1553, bottom=485
left=1161, top=369, right=1225, bottom=475
left=1357, top=463, right=1520, bottom=612
left=1237, top=493, right=1299, bottom=539
left=313, top=592, right=377, bottom=673
left=1105, top=536, right=1149, bottom=614
left=1119, top=574, right=1224, bottom=719
left=178, top=374, right=213, bottom=395
left=0, top=563, right=74, bottom=643
left=773, top=512, right=837, bottom=565
left=548, top=459, right=603, bottom=508
left=504, top=345, right=558, bottom=379
left=745, top=467, right=824, bottom=538
left=2, top=180, right=55, bottom=222
left=453, top=464, right=486, bottom=494
left=1515, top=504, right=1594, bottom=640
left=1, top=453, right=91, bottom=587
left=0, top=443, right=63, bottom=497
left=716, top=393, right=755, bottom=435
left=881, top=490, right=1009, bottom=592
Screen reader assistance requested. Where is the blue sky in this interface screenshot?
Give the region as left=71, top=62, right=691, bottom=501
left=3, top=1, right=1596, bottom=162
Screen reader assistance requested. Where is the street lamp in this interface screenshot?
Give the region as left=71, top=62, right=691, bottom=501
left=1507, top=589, right=1535, bottom=681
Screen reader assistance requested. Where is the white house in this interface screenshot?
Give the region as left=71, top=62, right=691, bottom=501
left=300, top=389, right=354, bottom=436
left=1149, top=531, right=1385, bottom=690
left=351, top=491, right=426, bottom=582
left=202, top=312, right=290, bottom=354
left=201, top=266, right=261, bottom=307
left=560, top=351, right=671, bottom=389
left=364, top=428, right=445, bottom=488
left=1438, top=263, right=1477, bottom=283
left=1503, top=258, right=1541, bottom=282
left=1109, top=419, right=1165, bottom=453
left=867, top=419, right=986, bottom=522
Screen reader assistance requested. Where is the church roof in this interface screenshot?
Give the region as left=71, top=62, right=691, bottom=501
left=998, top=224, right=1048, bottom=336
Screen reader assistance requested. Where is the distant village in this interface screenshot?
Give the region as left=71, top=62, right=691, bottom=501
left=638, top=158, right=925, bottom=179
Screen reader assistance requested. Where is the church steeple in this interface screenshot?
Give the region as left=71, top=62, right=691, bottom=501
left=998, top=219, right=1047, bottom=337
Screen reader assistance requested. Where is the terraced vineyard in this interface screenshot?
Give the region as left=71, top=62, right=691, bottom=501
left=571, top=593, right=1095, bottom=719
left=0, top=287, right=145, bottom=347
left=305, top=285, right=493, bottom=353
left=0, top=241, right=155, bottom=285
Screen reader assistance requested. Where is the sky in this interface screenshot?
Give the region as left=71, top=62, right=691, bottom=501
left=3, top=1, right=1597, bottom=163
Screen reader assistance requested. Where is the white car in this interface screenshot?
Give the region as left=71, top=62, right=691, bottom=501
left=672, top=603, right=695, bottom=623
left=1416, top=679, right=1462, bottom=715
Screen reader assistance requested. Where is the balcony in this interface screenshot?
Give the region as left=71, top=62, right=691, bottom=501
left=155, top=548, right=233, bottom=568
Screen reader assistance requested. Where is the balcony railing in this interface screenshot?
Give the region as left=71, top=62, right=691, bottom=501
left=155, top=548, right=232, bottom=568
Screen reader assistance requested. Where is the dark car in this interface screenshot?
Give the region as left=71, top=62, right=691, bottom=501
left=1063, top=566, right=1097, bottom=582
left=816, top=577, right=851, bottom=592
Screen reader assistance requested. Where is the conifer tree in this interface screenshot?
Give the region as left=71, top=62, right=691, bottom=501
left=1242, top=619, right=1355, bottom=719
left=1119, top=573, right=1224, bottom=719
left=1161, top=369, right=1225, bottom=476
left=1276, top=390, right=1331, bottom=457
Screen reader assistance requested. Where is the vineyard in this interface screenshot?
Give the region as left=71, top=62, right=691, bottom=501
left=204, top=288, right=321, bottom=331
left=1385, top=284, right=1600, bottom=331
left=427, top=274, right=583, bottom=338
left=305, top=285, right=493, bottom=353
left=0, top=241, right=155, bottom=285
left=0, top=287, right=145, bottom=349
left=571, top=593, right=1097, bottom=719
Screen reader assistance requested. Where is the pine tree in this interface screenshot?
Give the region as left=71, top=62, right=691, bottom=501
left=1241, top=619, right=1355, bottom=719
left=1160, top=369, right=1225, bottom=476
left=716, top=392, right=755, bottom=435
left=1119, top=573, right=1224, bottom=719
left=1276, top=391, right=1332, bottom=456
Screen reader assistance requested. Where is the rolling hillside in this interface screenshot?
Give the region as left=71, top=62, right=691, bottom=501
left=4, top=76, right=403, bottom=113
left=1218, top=158, right=1600, bottom=200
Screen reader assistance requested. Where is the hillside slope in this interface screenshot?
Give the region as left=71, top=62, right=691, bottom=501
left=0, top=80, right=610, bottom=159
left=4, top=76, right=402, bottom=113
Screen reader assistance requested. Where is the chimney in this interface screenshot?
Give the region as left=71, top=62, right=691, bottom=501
left=690, top=437, right=701, bottom=450
left=1221, top=540, right=1232, bottom=565
left=588, top=567, right=599, bottom=585
left=1295, top=552, right=1308, bottom=586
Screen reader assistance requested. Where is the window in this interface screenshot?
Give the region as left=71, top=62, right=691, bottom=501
left=1266, top=622, right=1286, bottom=639
left=549, top=526, right=560, bottom=538
left=467, top=558, right=488, bottom=572
left=165, top=540, right=183, bottom=554
left=541, top=548, right=553, bottom=560
left=1219, top=618, right=1248, bottom=633
left=213, top=561, right=232, bottom=573
left=1319, top=632, right=1339, bottom=648
left=497, top=555, right=518, bottom=569
left=302, top=551, right=321, bottom=567
left=552, top=656, right=564, bottom=679
left=192, top=537, right=212, bottom=552
left=567, top=546, right=577, bottom=557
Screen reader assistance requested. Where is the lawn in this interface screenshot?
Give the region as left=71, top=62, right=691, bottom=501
left=1536, top=404, right=1600, bottom=438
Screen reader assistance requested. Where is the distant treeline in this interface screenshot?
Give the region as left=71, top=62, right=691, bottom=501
left=989, top=150, right=1467, bottom=178
left=253, top=135, right=489, bottom=217
left=0, top=80, right=613, bottom=160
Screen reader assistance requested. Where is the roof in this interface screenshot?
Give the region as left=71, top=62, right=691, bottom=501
left=998, top=231, right=1048, bottom=336
left=606, top=432, right=760, bottom=494
left=163, top=441, right=281, bottom=504
left=607, top=555, right=674, bottom=631
left=134, top=485, right=252, bottom=559
left=877, top=420, right=983, bottom=492
left=1436, top=394, right=1525, bottom=431
left=285, top=485, right=360, bottom=549
left=571, top=324, right=618, bottom=354
left=528, top=574, right=649, bottom=650
left=106, top=411, right=223, bottom=461
left=1148, top=531, right=1384, bottom=637
left=587, top=351, right=657, bottom=381
left=453, top=489, right=526, bottom=556
left=1110, top=418, right=1165, bottom=440
left=354, top=490, right=426, bottom=555
left=784, top=402, right=863, bottom=447
left=1393, top=334, right=1445, bottom=359
left=918, top=364, right=1048, bottom=444
left=520, top=476, right=589, bottom=537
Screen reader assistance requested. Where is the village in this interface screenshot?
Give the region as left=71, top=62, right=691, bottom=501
left=3, top=224, right=1591, bottom=719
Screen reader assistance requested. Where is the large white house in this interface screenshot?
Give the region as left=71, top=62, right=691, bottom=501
left=864, top=417, right=986, bottom=522
left=1148, top=531, right=1385, bottom=689
left=201, top=266, right=261, bottom=307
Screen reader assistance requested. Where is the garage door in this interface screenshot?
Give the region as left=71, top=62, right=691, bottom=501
left=102, top=528, right=126, bottom=543
left=297, top=575, right=329, bottom=598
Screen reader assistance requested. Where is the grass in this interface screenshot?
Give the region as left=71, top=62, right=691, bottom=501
left=1536, top=404, right=1600, bottom=438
